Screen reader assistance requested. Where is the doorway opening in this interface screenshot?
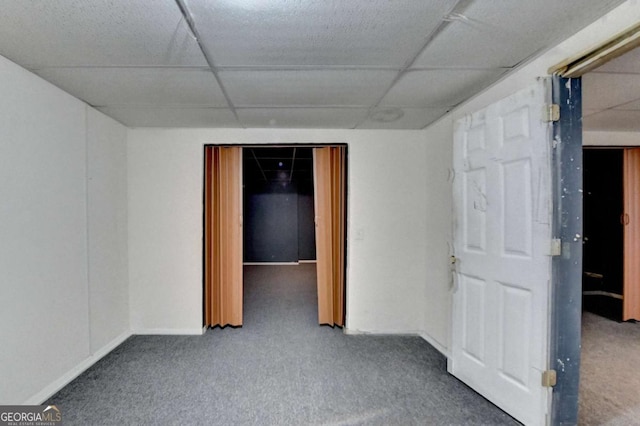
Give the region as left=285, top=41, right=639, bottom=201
left=547, top=22, right=640, bottom=425
left=243, top=147, right=316, bottom=265
left=203, top=144, right=347, bottom=331
left=242, top=147, right=319, bottom=328
left=580, top=146, right=640, bottom=424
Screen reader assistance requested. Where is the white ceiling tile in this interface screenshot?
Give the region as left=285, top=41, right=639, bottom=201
left=595, top=47, right=640, bottom=74
left=614, top=99, right=640, bottom=110
left=186, top=0, right=457, bottom=67
left=582, top=109, right=602, bottom=117
left=0, top=0, right=630, bottom=130
left=358, top=108, right=448, bottom=129
left=415, top=0, right=626, bottom=69
left=414, top=20, right=523, bottom=68
left=583, top=109, right=640, bottom=132
left=34, top=68, right=228, bottom=107
left=0, top=0, right=206, bottom=66
left=237, top=108, right=368, bottom=128
left=583, top=73, right=640, bottom=110
left=380, top=69, right=506, bottom=108
left=98, top=107, right=239, bottom=128
left=220, top=70, right=397, bottom=106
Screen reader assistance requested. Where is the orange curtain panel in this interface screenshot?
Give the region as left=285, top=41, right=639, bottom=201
left=313, top=146, right=346, bottom=326
left=623, top=148, right=640, bottom=321
left=204, top=146, right=243, bottom=327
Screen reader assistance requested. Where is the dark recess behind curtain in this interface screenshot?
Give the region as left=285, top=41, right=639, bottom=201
left=243, top=148, right=316, bottom=263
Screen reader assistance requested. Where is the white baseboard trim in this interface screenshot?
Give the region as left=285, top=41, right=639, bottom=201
left=343, top=328, right=423, bottom=336
left=132, top=328, right=205, bottom=335
left=419, top=332, right=449, bottom=358
left=24, top=330, right=132, bottom=405
left=298, top=259, right=317, bottom=264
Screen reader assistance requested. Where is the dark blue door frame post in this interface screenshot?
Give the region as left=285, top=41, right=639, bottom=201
left=550, top=75, right=583, bottom=426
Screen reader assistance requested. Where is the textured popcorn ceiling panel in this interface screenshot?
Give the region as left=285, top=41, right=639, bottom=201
left=358, top=107, right=449, bottom=130
left=414, top=0, right=626, bottom=69
left=595, top=47, right=640, bottom=73
left=237, top=108, right=368, bottom=128
left=185, top=0, right=457, bottom=67
left=582, top=73, right=640, bottom=111
left=613, top=98, right=640, bottom=110
left=98, top=107, right=239, bottom=128
left=583, top=109, right=640, bottom=132
left=380, top=69, right=506, bottom=108
left=0, top=0, right=206, bottom=67
left=35, top=68, right=227, bottom=107
left=220, top=70, right=397, bottom=106
left=0, top=0, right=632, bottom=128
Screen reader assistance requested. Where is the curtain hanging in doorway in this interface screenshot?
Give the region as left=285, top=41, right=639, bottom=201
left=314, top=146, right=346, bottom=327
left=204, top=146, right=243, bottom=327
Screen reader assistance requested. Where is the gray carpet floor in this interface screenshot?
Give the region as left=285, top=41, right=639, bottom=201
left=579, top=312, right=640, bottom=426
left=47, top=264, right=517, bottom=425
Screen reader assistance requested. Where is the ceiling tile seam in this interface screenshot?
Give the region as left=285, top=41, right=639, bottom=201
left=232, top=106, right=454, bottom=111
left=218, top=65, right=403, bottom=72
left=289, top=148, right=296, bottom=183
left=28, top=65, right=511, bottom=72
left=234, top=105, right=381, bottom=109
left=27, top=65, right=212, bottom=71
left=416, top=65, right=511, bottom=129
left=589, top=71, right=640, bottom=76
left=352, top=0, right=475, bottom=129
left=610, top=95, right=640, bottom=110
left=587, top=99, right=640, bottom=113
left=581, top=110, right=601, bottom=118
left=250, top=149, right=268, bottom=182
left=419, top=112, right=451, bottom=131
left=92, top=105, right=231, bottom=109
left=407, top=66, right=511, bottom=72
left=175, top=0, right=241, bottom=125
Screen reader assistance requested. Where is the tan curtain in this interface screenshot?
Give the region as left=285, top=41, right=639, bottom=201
left=623, top=148, right=640, bottom=321
left=313, top=146, right=346, bottom=326
left=204, top=146, right=243, bottom=327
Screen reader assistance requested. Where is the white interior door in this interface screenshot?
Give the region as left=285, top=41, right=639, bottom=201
left=450, top=82, right=553, bottom=426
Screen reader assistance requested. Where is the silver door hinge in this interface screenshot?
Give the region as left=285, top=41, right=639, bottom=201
left=544, top=104, right=560, bottom=122
left=542, top=370, right=557, bottom=387
left=550, top=238, right=562, bottom=256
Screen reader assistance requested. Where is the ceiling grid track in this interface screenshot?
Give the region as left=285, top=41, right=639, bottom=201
left=353, top=0, right=475, bottom=129
left=0, top=0, right=628, bottom=129
left=174, top=0, right=241, bottom=123
left=251, top=149, right=268, bottom=182
left=289, top=148, right=296, bottom=183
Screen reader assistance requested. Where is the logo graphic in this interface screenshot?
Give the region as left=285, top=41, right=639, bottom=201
left=0, top=405, right=62, bottom=425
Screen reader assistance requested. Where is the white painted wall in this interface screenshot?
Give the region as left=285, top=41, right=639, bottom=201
left=0, top=55, right=129, bottom=404
left=127, top=129, right=444, bottom=335
left=87, top=109, right=130, bottom=353
left=127, top=0, right=640, bottom=349
left=422, top=0, right=640, bottom=353
left=419, top=118, right=454, bottom=354
left=584, top=130, right=640, bottom=146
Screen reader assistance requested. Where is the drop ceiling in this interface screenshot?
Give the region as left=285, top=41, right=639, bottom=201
left=584, top=46, right=640, bottom=132
left=244, top=147, right=313, bottom=187
left=0, top=0, right=626, bottom=129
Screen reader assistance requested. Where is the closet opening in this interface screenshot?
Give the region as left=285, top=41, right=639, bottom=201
left=582, top=148, right=624, bottom=320
left=203, top=144, right=347, bottom=330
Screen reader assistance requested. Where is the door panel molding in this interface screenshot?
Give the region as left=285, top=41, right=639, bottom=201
left=451, top=81, right=553, bottom=426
